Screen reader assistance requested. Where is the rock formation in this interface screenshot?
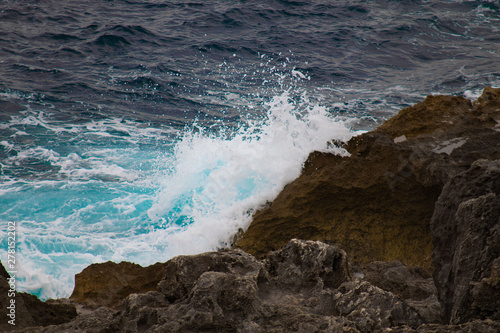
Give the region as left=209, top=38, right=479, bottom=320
left=70, top=261, right=170, bottom=309
left=3, top=240, right=433, bottom=332
left=5, top=238, right=500, bottom=332
left=236, top=88, right=500, bottom=272
left=430, top=159, right=500, bottom=324
left=1, top=87, right=499, bottom=331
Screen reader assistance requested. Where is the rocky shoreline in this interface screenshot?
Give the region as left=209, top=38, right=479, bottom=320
left=1, top=87, right=500, bottom=332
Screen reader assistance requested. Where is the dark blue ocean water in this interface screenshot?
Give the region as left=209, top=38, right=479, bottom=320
left=1, top=0, right=499, bottom=299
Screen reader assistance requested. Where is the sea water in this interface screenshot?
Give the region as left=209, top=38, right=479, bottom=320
left=1, top=0, right=499, bottom=299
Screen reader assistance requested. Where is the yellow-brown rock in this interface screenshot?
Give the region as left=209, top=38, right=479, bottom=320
left=69, top=261, right=168, bottom=309
left=236, top=87, right=500, bottom=271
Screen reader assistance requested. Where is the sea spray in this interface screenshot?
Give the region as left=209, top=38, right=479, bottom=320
left=147, top=91, right=355, bottom=253
left=1, top=0, right=499, bottom=303
left=0, top=92, right=356, bottom=300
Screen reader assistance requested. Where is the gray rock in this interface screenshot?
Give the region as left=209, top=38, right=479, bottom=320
left=360, top=261, right=436, bottom=301
left=357, top=261, right=440, bottom=324
left=16, top=240, right=361, bottom=332
left=431, top=159, right=500, bottom=324
left=381, top=319, right=500, bottom=332
left=157, top=248, right=265, bottom=303
left=331, top=280, right=423, bottom=332
left=265, top=239, right=351, bottom=292
left=17, top=238, right=499, bottom=332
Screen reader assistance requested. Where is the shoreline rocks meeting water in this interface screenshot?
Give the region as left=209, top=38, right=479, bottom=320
left=1, top=87, right=500, bottom=332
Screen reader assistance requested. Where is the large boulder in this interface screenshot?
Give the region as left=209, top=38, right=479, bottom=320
left=431, top=159, right=500, bottom=324
left=157, top=248, right=264, bottom=303
left=236, top=87, right=500, bottom=272
left=265, top=239, right=351, bottom=291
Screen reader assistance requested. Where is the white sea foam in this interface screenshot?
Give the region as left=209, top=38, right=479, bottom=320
left=144, top=91, right=356, bottom=260
left=463, top=89, right=484, bottom=100
left=0, top=92, right=357, bottom=300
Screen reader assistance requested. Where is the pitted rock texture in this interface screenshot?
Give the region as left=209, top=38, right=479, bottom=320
left=9, top=238, right=500, bottom=332
left=381, top=319, right=500, bottom=333
left=265, top=238, right=351, bottom=291
left=12, top=239, right=438, bottom=333
left=157, top=248, right=264, bottom=303
left=356, top=261, right=440, bottom=324
left=430, top=159, right=500, bottom=324
left=330, top=280, right=423, bottom=332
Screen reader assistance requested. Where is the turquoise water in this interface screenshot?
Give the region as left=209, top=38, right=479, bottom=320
left=1, top=0, right=500, bottom=299
left=0, top=92, right=355, bottom=299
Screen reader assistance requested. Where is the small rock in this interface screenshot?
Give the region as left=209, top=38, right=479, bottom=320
left=265, top=239, right=351, bottom=292
left=331, top=280, right=423, bottom=332
left=157, top=248, right=264, bottom=303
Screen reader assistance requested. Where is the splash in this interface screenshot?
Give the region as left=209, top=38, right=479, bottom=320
left=0, top=92, right=356, bottom=300
left=147, top=91, right=354, bottom=252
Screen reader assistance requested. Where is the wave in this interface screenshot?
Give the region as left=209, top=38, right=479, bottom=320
left=0, top=91, right=356, bottom=300
left=1, top=0, right=500, bottom=302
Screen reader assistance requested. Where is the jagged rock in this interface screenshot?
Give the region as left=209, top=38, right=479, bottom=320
left=0, top=261, right=77, bottom=332
left=22, top=239, right=447, bottom=333
left=470, top=257, right=500, bottom=320
left=102, top=240, right=356, bottom=332
left=265, top=239, right=351, bottom=291
left=70, top=261, right=169, bottom=309
left=359, top=261, right=435, bottom=301
left=157, top=248, right=265, bottom=303
left=430, top=159, right=500, bottom=324
left=328, top=280, right=423, bottom=332
left=357, top=261, right=440, bottom=324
